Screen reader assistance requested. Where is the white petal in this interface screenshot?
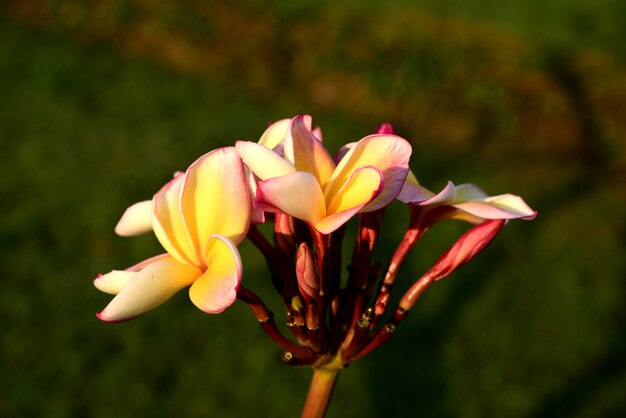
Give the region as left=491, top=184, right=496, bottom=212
left=94, top=270, right=135, bottom=295
left=114, top=200, right=153, bottom=236
left=235, top=141, right=297, bottom=180
left=97, top=259, right=201, bottom=323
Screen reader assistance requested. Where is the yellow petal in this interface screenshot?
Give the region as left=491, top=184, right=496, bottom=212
left=182, top=148, right=251, bottom=263
left=315, top=167, right=381, bottom=233
left=326, top=166, right=383, bottom=215
left=152, top=173, right=200, bottom=265
left=256, top=172, right=326, bottom=224
left=114, top=200, right=153, bottom=236
left=258, top=118, right=291, bottom=149
left=189, top=235, right=242, bottom=314
left=325, top=134, right=411, bottom=210
left=284, top=115, right=335, bottom=188
left=235, top=141, right=297, bottom=180
left=97, top=259, right=202, bottom=323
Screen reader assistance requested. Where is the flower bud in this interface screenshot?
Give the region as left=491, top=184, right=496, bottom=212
left=427, top=219, right=505, bottom=282
left=296, top=242, right=319, bottom=303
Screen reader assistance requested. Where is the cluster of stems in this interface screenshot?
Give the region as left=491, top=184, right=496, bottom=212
left=237, top=205, right=505, bottom=417
left=238, top=206, right=504, bottom=369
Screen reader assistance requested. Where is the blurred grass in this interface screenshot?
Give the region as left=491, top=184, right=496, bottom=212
left=1, top=1, right=626, bottom=417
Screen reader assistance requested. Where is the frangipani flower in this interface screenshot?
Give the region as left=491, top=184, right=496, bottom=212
left=236, top=115, right=411, bottom=234
left=95, top=115, right=538, bottom=417
left=95, top=147, right=251, bottom=322
left=397, top=171, right=537, bottom=223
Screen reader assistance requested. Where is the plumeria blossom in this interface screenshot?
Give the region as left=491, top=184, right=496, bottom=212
left=95, top=115, right=537, bottom=417
left=397, top=170, right=537, bottom=224
left=94, top=147, right=251, bottom=322
left=236, top=115, right=411, bottom=234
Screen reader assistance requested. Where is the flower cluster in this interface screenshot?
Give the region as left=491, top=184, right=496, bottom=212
left=95, top=115, right=535, bottom=369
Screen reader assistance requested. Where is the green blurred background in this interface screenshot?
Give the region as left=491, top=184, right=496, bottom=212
left=2, top=1, right=625, bottom=417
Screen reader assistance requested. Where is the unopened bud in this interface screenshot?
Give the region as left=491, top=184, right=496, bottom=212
left=296, top=242, right=320, bottom=303
left=427, top=219, right=505, bottom=282
left=275, top=213, right=296, bottom=254
left=398, top=219, right=506, bottom=312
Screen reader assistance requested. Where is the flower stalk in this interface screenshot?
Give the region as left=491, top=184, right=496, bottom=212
left=301, top=368, right=341, bottom=418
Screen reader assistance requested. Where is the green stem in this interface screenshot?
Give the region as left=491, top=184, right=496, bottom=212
left=300, top=368, right=340, bottom=418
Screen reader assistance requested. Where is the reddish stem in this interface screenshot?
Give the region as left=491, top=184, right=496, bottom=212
left=237, top=286, right=311, bottom=358
left=372, top=207, right=428, bottom=324
left=352, top=323, right=396, bottom=360
left=247, top=224, right=278, bottom=265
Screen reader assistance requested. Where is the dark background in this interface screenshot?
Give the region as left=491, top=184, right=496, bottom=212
left=2, top=1, right=625, bottom=417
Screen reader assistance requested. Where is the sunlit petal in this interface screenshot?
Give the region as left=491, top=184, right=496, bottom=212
left=326, top=166, right=382, bottom=214
left=189, top=235, right=242, bottom=314
left=284, top=115, right=335, bottom=187
left=399, top=179, right=457, bottom=206
left=258, top=118, right=291, bottom=149
left=235, top=141, right=297, bottom=180
left=325, top=134, right=411, bottom=211
left=114, top=200, right=153, bottom=236
left=96, top=259, right=202, bottom=323
left=152, top=173, right=199, bottom=265
left=256, top=172, right=326, bottom=224
left=452, top=194, right=537, bottom=220
left=182, top=148, right=251, bottom=261
left=317, top=166, right=382, bottom=234
left=94, top=270, right=134, bottom=295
